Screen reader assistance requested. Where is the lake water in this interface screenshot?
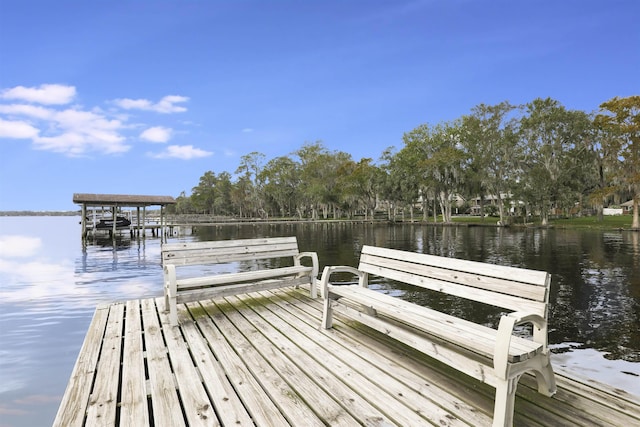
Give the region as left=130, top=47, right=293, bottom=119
left=0, top=216, right=639, bottom=426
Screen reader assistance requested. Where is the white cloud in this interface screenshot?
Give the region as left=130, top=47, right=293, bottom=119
left=0, top=84, right=76, bottom=105
left=0, top=84, right=196, bottom=157
left=113, top=95, right=188, bottom=113
left=0, top=119, right=39, bottom=139
left=140, top=126, right=172, bottom=143
left=30, top=108, right=129, bottom=156
left=156, top=95, right=188, bottom=113
left=242, top=128, right=254, bottom=133
left=151, top=144, right=213, bottom=159
left=0, top=104, right=54, bottom=120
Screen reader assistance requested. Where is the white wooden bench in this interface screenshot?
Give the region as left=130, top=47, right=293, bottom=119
left=320, top=245, right=556, bottom=427
left=163, top=236, right=318, bottom=326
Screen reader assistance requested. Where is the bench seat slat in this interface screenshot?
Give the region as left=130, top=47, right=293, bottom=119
left=363, top=246, right=548, bottom=286
left=177, top=276, right=312, bottom=303
left=165, top=251, right=298, bottom=265
left=176, top=266, right=312, bottom=290
left=359, top=261, right=547, bottom=317
left=161, top=237, right=298, bottom=252
left=163, top=246, right=300, bottom=266
left=330, top=285, right=541, bottom=363
left=339, top=284, right=540, bottom=360
left=162, top=237, right=301, bottom=266
left=360, top=253, right=548, bottom=302
left=163, top=243, right=300, bottom=257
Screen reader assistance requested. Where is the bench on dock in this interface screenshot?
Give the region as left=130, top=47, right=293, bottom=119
left=162, top=237, right=319, bottom=326
left=320, top=245, right=557, bottom=427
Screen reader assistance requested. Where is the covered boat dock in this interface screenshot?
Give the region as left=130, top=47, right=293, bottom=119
left=73, top=193, right=176, bottom=241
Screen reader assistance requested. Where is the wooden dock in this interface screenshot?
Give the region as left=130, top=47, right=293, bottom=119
left=54, top=286, right=640, bottom=426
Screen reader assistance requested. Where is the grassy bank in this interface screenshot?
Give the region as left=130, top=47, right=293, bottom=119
left=450, top=214, right=634, bottom=229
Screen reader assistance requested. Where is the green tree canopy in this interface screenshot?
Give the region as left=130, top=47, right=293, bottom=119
left=595, top=95, right=640, bottom=229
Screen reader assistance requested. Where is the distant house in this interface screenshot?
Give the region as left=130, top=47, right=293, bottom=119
left=621, top=200, right=634, bottom=214
left=469, top=193, right=521, bottom=215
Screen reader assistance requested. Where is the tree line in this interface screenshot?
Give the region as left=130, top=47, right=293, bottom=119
left=167, top=96, right=640, bottom=229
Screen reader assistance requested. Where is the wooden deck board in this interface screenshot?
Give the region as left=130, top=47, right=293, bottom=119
left=120, top=299, right=149, bottom=425
left=141, top=298, right=186, bottom=427
left=54, top=287, right=640, bottom=427
left=85, top=302, right=124, bottom=425
left=182, top=301, right=293, bottom=426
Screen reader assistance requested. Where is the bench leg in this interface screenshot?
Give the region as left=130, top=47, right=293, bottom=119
left=169, top=299, right=178, bottom=326
left=533, top=359, right=557, bottom=397
left=310, top=278, right=317, bottom=299
left=322, top=298, right=333, bottom=329
left=164, top=265, right=179, bottom=326
left=492, top=375, right=521, bottom=427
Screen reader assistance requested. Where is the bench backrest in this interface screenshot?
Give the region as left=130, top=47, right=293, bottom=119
left=162, top=236, right=300, bottom=267
left=358, top=245, right=551, bottom=318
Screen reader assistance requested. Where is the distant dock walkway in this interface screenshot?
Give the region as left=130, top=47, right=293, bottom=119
left=54, top=286, right=640, bottom=427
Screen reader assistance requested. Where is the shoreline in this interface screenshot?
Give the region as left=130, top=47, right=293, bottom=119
left=0, top=211, right=636, bottom=231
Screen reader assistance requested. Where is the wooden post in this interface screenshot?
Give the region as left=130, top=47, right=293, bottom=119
left=160, top=205, right=165, bottom=243
left=81, top=203, right=87, bottom=243
left=111, top=206, right=117, bottom=241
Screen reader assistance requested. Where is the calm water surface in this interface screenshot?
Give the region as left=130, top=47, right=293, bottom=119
left=0, top=217, right=638, bottom=426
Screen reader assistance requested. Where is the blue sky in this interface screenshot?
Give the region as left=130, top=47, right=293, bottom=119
left=1, top=0, right=638, bottom=211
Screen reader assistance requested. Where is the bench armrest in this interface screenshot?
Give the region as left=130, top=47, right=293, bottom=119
left=319, top=266, right=368, bottom=299
left=294, top=252, right=319, bottom=279
left=295, top=252, right=319, bottom=298
left=494, top=311, right=549, bottom=379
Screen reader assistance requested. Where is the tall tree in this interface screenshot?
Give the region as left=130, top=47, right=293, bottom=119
left=341, top=158, right=381, bottom=219
left=588, top=125, right=621, bottom=221
left=518, top=98, right=592, bottom=226
left=259, top=156, right=301, bottom=217
left=213, top=171, right=233, bottom=215
left=235, top=152, right=266, bottom=217
left=191, top=171, right=219, bottom=214
left=461, top=101, right=521, bottom=224
left=428, top=122, right=467, bottom=223
left=401, top=122, right=467, bottom=223
left=595, top=95, right=640, bottom=229
left=294, top=142, right=353, bottom=219
left=294, top=142, right=326, bottom=219
left=379, top=146, right=421, bottom=221
left=401, top=124, right=438, bottom=221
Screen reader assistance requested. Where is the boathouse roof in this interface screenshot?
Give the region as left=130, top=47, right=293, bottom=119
left=73, top=193, right=176, bottom=207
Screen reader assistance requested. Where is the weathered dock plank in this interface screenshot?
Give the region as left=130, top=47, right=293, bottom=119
left=178, top=312, right=255, bottom=426
left=120, top=299, right=149, bottom=425
left=194, top=299, right=332, bottom=427
left=140, top=298, right=186, bottom=427
left=54, top=287, right=640, bottom=427
left=85, top=303, right=124, bottom=425
left=184, top=301, right=293, bottom=426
